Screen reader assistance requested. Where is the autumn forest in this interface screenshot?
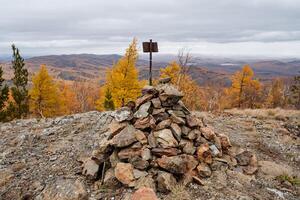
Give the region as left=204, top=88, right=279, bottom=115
left=0, top=39, right=299, bottom=122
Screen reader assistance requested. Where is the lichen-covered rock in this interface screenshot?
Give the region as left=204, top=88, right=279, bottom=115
left=156, top=171, right=177, bottom=192
left=111, top=125, right=137, bottom=148
left=112, top=107, right=133, bottom=122
left=114, top=163, right=135, bottom=186
left=157, top=154, right=198, bottom=174
left=197, top=143, right=213, bottom=164
left=153, top=129, right=178, bottom=148
left=82, top=158, right=99, bottom=179
left=134, top=102, right=151, bottom=119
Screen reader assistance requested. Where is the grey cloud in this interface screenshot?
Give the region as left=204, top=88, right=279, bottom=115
left=0, top=0, right=299, bottom=56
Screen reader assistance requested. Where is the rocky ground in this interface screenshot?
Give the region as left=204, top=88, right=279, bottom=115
left=0, top=109, right=299, bottom=200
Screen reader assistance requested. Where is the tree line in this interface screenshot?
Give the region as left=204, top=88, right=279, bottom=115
left=0, top=40, right=299, bottom=122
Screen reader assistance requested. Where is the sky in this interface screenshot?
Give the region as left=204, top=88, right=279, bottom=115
left=0, top=0, right=300, bottom=58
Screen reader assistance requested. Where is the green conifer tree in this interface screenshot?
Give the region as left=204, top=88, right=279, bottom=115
left=0, top=66, right=9, bottom=121
left=104, top=88, right=115, bottom=111
left=8, top=44, right=29, bottom=119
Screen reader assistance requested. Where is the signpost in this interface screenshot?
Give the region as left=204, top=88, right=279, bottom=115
left=143, top=39, right=158, bottom=86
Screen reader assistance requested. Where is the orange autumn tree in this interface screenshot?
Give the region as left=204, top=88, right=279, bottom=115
left=97, top=38, right=142, bottom=109
left=29, top=65, right=62, bottom=117
left=226, top=65, right=262, bottom=108
left=59, top=81, right=80, bottom=114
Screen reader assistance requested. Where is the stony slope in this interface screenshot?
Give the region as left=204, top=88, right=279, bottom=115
left=0, top=110, right=299, bottom=200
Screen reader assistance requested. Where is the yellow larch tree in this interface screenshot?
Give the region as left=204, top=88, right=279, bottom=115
left=227, top=65, right=262, bottom=108
left=266, top=78, right=285, bottom=108
left=29, top=65, right=62, bottom=118
left=103, top=38, right=142, bottom=108
left=59, top=81, right=80, bottom=114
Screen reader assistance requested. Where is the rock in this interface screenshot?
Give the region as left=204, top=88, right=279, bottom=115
left=109, top=151, right=120, bottom=167
left=151, top=148, right=181, bottom=156
left=134, top=115, right=156, bottom=130
left=112, top=107, right=133, bottom=122
left=141, top=148, right=152, bottom=161
left=152, top=108, right=165, bottom=115
left=170, top=123, right=181, bottom=141
left=219, top=134, right=232, bottom=151
left=168, top=110, right=186, bottom=118
left=158, top=84, right=183, bottom=106
left=148, top=132, right=157, bottom=148
left=151, top=98, right=162, bottom=108
left=187, top=129, right=201, bottom=140
left=133, top=169, right=148, bottom=179
left=103, top=168, right=119, bottom=186
left=210, top=145, right=221, bottom=157
left=181, top=126, right=191, bottom=136
left=82, top=158, right=99, bottom=179
left=131, top=187, right=158, bottom=200
left=108, top=120, right=128, bottom=137
left=186, top=115, right=203, bottom=127
left=170, top=113, right=185, bottom=125
left=182, top=140, right=196, bottom=155
left=36, top=178, right=88, bottom=200
left=159, top=77, right=171, bottom=84
left=135, top=175, right=156, bottom=191
left=236, top=151, right=253, bottom=166
left=200, top=126, right=216, bottom=141
left=197, top=163, right=212, bottom=178
left=155, top=119, right=172, bottom=130
left=136, top=93, right=154, bottom=108
left=130, top=156, right=149, bottom=170
left=111, top=125, right=137, bottom=148
left=197, top=143, right=213, bottom=164
left=153, top=111, right=169, bottom=122
left=118, top=147, right=141, bottom=160
left=153, top=129, right=178, bottom=148
left=134, top=102, right=151, bottom=119
left=142, top=85, right=158, bottom=95
left=157, top=171, right=177, bottom=192
left=243, top=153, right=258, bottom=175
left=157, top=154, right=198, bottom=174
left=115, top=162, right=135, bottom=185
left=135, top=130, right=148, bottom=144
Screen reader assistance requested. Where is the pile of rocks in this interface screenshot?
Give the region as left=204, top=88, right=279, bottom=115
left=82, top=78, right=258, bottom=193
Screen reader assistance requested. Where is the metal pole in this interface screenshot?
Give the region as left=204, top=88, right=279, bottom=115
left=149, top=39, right=153, bottom=86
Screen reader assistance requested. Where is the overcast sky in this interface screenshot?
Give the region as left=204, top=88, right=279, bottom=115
left=0, top=0, right=300, bottom=58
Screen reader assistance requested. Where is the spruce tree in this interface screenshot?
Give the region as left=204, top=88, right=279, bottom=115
left=0, top=66, right=9, bottom=121
left=8, top=44, right=29, bottom=119
left=104, top=88, right=115, bottom=111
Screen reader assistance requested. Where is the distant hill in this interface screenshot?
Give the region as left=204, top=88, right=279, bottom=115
left=1, top=54, right=299, bottom=86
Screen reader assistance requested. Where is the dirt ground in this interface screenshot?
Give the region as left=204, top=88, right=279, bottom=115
left=0, top=109, right=299, bottom=200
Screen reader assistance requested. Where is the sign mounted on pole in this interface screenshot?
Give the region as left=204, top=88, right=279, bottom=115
left=142, top=39, right=158, bottom=86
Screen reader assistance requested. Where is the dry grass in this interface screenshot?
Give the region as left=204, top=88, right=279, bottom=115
left=164, top=184, right=190, bottom=200
left=224, top=108, right=300, bottom=120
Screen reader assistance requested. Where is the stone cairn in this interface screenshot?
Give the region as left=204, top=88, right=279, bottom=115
left=82, top=78, right=258, bottom=193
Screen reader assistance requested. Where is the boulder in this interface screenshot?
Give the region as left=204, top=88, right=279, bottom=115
left=141, top=148, right=152, bottom=161
left=156, top=171, right=177, bottom=192
left=170, top=123, right=181, bottom=141
left=152, top=108, right=165, bottom=115
left=134, top=175, right=156, bottom=191
left=197, top=143, right=212, bottom=164
left=187, top=129, right=200, bottom=140
left=186, top=115, right=203, bottom=128
left=153, top=129, right=178, bottom=148
left=82, top=158, right=99, bottom=179
left=200, top=126, right=216, bottom=141
left=134, top=102, right=151, bottom=119
left=197, top=163, right=212, bottom=178
left=130, top=156, right=149, bottom=170
left=135, top=130, right=148, bottom=144
left=236, top=151, right=253, bottom=166
left=133, top=169, right=148, bottom=179
left=136, top=93, right=154, bottom=108
left=131, top=187, right=158, bottom=200
left=108, top=120, right=128, bottom=137
left=103, top=168, right=119, bottom=186
left=158, top=84, right=183, bottom=106
left=118, top=148, right=142, bottom=160
left=170, top=113, right=185, bottom=125
left=148, top=132, right=157, bottom=148
left=219, top=134, right=232, bottom=151
left=157, top=154, right=198, bottom=174
left=115, top=163, right=135, bottom=185
left=134, top=115, right=156, bottom=130
left=151, top=98, right=162, bottom=108
left=111, top=125, right=137, bottom=148
left=182, top=140, right=196, bottom=155
left=151, top=148, right=181, bottom=157
left=155, top=119, right=172, bottom=130
left=112, top=107, right=133, bottom=122
left=142, top=85, right=158, bottom=95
